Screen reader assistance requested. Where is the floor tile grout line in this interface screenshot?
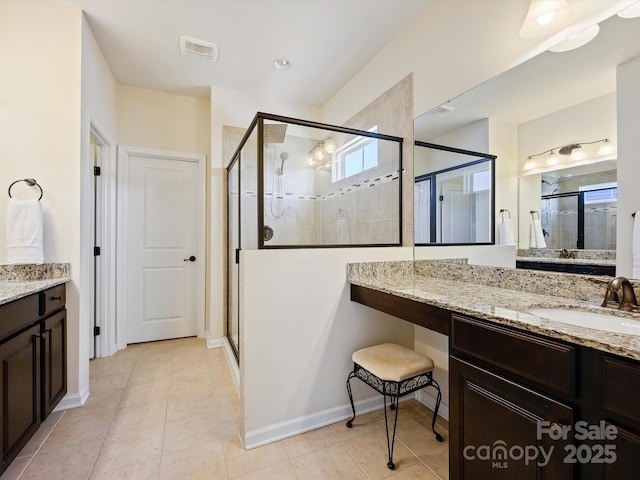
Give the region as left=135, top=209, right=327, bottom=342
left=13, top=409, right=68, bottom=480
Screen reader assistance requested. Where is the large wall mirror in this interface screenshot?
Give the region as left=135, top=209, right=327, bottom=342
left=414, top=12, right=640, bottom=273
left=414, top=142, right=495, bottom=245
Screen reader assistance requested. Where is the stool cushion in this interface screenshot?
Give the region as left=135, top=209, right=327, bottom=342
left=352, top=343, right=435, bottom=382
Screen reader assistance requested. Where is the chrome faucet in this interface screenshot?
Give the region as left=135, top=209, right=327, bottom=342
left=602, top=277, right=639, bottom=311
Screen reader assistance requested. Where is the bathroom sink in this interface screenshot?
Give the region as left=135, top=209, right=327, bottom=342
left=527, top=308, right=640, bottom=336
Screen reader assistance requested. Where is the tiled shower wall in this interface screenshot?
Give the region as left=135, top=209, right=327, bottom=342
left=223, top=74, right=413, bottom=247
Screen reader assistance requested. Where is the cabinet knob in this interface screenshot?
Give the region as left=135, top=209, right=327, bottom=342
left=550, top=423, right=564, bottom=437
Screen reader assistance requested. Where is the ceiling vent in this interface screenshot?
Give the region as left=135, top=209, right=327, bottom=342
left=179, top=36, right=219, bottom=62
left=429, top=103, right=455, bottom=115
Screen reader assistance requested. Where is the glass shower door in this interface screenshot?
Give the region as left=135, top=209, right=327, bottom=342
left=227, top=158, right=240, bottom=360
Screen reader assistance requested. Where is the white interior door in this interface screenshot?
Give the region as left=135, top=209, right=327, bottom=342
left=123, top=150, right=201, bottom=344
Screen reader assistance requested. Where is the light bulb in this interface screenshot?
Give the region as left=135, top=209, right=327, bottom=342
left=537, top=11, right=555, bottom=26
left=597, top=140, right=616, bottom=156
left=546, top=153, right=559, bottom=165
left=523, top=160, right=537, bottom=171
left=314, top=146, right=324, bottom=160
left=571, top=149, right=585, bottom=161
left=306, top=154, right=314, bottom=166
left=324, top=138, right=336, bottom=153
left=519, top=0, right=572, bottom=39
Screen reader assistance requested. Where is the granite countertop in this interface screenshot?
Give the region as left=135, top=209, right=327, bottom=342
left=516, top=256, right=616, bottom=266
left=0, top=278, right=69, bottom=306
left=348, top=263, right=640, bottom=361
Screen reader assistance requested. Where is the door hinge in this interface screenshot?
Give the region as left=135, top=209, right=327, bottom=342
left=94, top=326, right=101, bottom=336
left=94, top=246, right=101, bottom=256
left=94, top=166, right=101, bottom=176
left=235, top=248, right=240, bottom=264
left=439, top=195, right=444, bottom=202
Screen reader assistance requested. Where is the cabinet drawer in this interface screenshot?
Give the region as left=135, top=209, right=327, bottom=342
left=39, top=285, right=65, bottom=318
left=0, top=294, right=39, bottom=340
left=452, top=315, right=576, bottom=396
left=602, top=355, right=640, bottom=425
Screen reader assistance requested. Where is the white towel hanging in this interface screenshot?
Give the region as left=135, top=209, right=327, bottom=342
left=6, top=198, right=44, bottom=264
left=533, top=219, right=547, bottom=249
left=499, top=218, right=515, bottom=246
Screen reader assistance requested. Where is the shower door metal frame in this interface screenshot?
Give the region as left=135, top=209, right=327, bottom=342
left=541, top=186, right=618, bottom=250
left=414, top=142, right=496, bottom=246
left=226, top=150, right=241, bottom=362
left=224, top=112, right=405, bottom=364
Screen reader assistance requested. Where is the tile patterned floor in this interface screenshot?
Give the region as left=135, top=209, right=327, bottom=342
left=0, top=337, right=449, bottom=479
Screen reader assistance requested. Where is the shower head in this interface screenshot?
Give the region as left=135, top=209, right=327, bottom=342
left=263, top=123, right=288, bottom=144
left=277, top=152, right=289, bottom=176
left=542, top=175, right=573, bottom=187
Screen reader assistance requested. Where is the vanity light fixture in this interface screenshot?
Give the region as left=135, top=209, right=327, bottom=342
left=519, top=0, right=572, bottom=38
left=617, top=1, right=640, bottom=19
left=549, top=24, right=600, bottom=53
left=307, top=137, right=336, bottom=166
left=527, top=138, right=615, bottom=162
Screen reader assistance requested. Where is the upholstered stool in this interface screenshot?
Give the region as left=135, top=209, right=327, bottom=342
left=345, top=343, right=442, bottom=470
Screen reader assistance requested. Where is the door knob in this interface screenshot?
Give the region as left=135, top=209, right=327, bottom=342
left=183, top=256, right=196, bottom=262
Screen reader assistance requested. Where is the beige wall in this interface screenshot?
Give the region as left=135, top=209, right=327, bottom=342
left=0, top=1, right=83, bottom=395
left=117, top=85, right=211, bottom=154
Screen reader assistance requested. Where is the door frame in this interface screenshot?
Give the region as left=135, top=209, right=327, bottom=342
left=80, top=117, right=117, bottom=361
left=116, top=146, right=206, bottom=350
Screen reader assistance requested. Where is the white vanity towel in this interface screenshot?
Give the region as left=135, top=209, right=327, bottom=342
left=533, top=218, right=547, bottom=249
left=499, top=218, right=515, bottom=246
left=530, top=218, right=547, bottom=248
left=6, top=198, right=44, bottom=264
left=633, top=212, right=640, bottom=279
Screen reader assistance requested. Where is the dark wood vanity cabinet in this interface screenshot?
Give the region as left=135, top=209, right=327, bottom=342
left=41, top=309, right=66, bottom=418
left=450, top=313, right=640, bottom=480
left=0, top=323, right=41, bottom=471
left=450, top=357, right=573, bottom=479
left=0, top=284, right=66, bottom=475
left=450, top=315, right=575, bottom=479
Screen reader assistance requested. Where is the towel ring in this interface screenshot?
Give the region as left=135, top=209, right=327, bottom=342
left=530, top=210, right=540, bottom=219
left=500, top=209, right=510, bottom=219
left=8, top=178, right=43, bottom=201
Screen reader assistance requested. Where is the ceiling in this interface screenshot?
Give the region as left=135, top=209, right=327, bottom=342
left=415, top=12, right=640, bottom=140
left=60, top=0, right=429, bottom=105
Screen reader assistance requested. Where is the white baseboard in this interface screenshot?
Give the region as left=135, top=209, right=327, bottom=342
left=53, top=386, right=90, bottom=412
left=416, top=389, right=449, bottom=421
left=222, top=337, right=240, bottom=392
left=205, top=331, right=224, bottom=349
left=244, top=394, right=416, bottom=450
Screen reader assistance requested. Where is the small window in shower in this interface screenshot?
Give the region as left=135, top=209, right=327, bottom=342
left=580, top=182, right=617, bottom=204
left=332, top=126, right=378, bottom=182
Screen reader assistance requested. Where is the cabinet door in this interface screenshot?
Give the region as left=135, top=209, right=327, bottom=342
left=602, top=423, right=640, bottom=479
left=0, top=324, right=41, bottom=473
left=42, top=310, right=66, bottom=419
left=450, top=356, right=574, bottom=480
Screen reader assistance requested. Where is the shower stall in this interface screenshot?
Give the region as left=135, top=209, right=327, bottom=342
left=226, top=113, right=404, bottom=360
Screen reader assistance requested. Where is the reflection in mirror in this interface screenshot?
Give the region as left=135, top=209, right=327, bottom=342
left=517, top=160, right=617, bottom=275
left=413, top=12, right=640, bottom=272
left=414, top=142, right=494, bottom=245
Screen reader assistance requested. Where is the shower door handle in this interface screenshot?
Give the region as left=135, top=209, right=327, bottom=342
left=183, top=256, right=196, bottom=262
